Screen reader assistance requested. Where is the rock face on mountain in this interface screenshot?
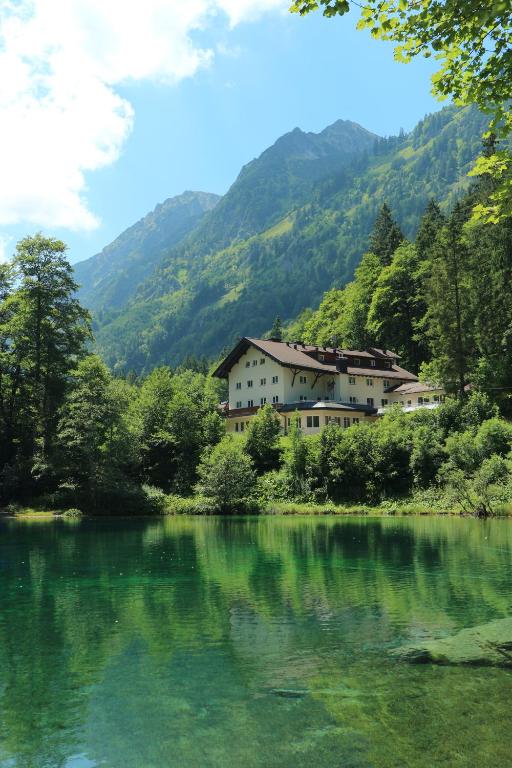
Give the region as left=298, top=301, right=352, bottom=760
left=75, top=106, right=489, bottom=373
left=74, top=191, right=220, bottom=313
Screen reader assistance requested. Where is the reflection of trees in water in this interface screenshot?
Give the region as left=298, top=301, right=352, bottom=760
left=0, top=516, right=511, bottom=767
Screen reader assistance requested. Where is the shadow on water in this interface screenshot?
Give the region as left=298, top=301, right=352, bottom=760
left=1, top=515, right=512, bottom=767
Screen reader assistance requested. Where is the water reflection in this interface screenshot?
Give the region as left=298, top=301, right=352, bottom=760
left=1, top=516, right=512, bottom=767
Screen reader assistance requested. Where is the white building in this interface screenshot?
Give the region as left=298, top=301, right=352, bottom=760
left=213, top=337, right=444, bottom=435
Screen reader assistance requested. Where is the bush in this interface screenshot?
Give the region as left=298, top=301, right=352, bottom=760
left=141, top=485, right=168, bottom=515
left=62, top=508, right=83, bottom=520
left=196, top=437, right=257, bottom=512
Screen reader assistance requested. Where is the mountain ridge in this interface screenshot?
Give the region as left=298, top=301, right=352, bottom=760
left=75, top=190, right=220, bottom=314
left=76, top=106, right=490, bottom=373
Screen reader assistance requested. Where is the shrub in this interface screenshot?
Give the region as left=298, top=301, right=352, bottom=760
left=196, top=437, right=256, bottom=512
left=62, top=508, right=83, bottom=519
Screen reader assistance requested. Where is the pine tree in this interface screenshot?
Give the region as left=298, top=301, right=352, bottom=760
left=269, top=316, right=283, bottom=340
left=369, top=203, right=404, bottom=266
left=415, top=200, right=445, bottom=260
left=426, top=204, right=474, bottom=395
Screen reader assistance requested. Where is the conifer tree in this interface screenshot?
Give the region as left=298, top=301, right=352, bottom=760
left=269, top=316, right=283, bottom=340
left=369, top=203, right=404, bottom=265
left=425, top=204, right=474, bottom=395
left=415, top=200, right=445, bottom=260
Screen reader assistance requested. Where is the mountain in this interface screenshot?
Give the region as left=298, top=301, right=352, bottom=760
left=74, top=191, right=220, bottom=314
left=81, top=106, right=490, bottom=373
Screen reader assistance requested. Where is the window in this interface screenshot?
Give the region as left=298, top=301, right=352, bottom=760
left=299, top=395, right=307, bottom=401
left=287, top=418, right=291, bottom=427
left=247, top=399, right=254, bottom=408
left=407, top=400, right=412, bottom=406
left=245, top=361, right=250, bottom=368
left=247, top=380, right=253, bottom=388
left=367, top=397, right=374, bottom=406
left=352, top=417, right=360, bottom=425
left=423, top=397, right=430, bottom=403
left=272, top=375, right=279, bottom=384
left=343, top=417, right=350, bottom=428
left=297, top=417, right=302, bottom=429
left=383, top=379, right=390, bottom=389
left=433, top=395, right=440, bottom=402
left=236, top=382, right=242, bottom=390
left=418, top=397, right=423, bottom=404
left=306, top=415, right=320, bottom=428
left=366, top=377, right=374, bottom=387
left=272, top=395, right=279, bottom=404
left=240, top=422, right=245, bottom=432
left=348, top=376, right=356, bottom=385
left=260, top=358, right=266, bottom=365
left=354, top=358, right=360, bottom=365
left=381, top=399, right=388, bottom=407
left=349, top=396, right=358, bottom=404
left=318, top=353, right=325, bottom=361
left=385, top=361, right=391, bottom=369
left=235, top=422, right=239, bottom=432
left=236, top=400, right=242, bottom=408
left=299, top=375, right=307, bottom=384
left=370, top=359, right=376, bottom=368
left=260, top=378, right=266, bottom=386
left=252, top=359, right=257, bottom=367
left=260, top=397, right=266, bottom=405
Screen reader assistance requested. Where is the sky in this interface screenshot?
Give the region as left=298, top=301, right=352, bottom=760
left=0, top=0, right=441, bottom=265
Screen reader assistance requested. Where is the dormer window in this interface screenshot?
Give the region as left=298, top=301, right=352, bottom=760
left=318, top=353, right=325, bottom=361
left=385, top=361, right=391, bottom=369
left=370, top=360, right=376, bottom=368
left=354, top=358, right=360, bottom=365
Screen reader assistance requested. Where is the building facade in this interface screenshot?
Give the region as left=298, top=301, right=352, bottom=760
left=213, top=337, right=444, bottom=434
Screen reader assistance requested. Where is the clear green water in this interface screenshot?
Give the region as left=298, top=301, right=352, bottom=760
left=1, top=516, right=512, bottom=768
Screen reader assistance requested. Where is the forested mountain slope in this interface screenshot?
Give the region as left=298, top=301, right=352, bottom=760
left=88, top=106, right=489, bottom=372
left=74, top=191, right=220, bottom=315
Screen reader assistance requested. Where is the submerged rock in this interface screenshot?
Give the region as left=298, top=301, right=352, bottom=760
left=269, top=688, right=309, bottom=699
left=394, top=617, right=512, bottom=667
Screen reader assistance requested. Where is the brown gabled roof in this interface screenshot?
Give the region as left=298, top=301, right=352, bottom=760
left=212, top=338, right=413, bottom=380
left=387, top=381, right=442, bottom=394
left=348, top=365, right=418, bottom=381
left=213, top=337, right=338, bottom=378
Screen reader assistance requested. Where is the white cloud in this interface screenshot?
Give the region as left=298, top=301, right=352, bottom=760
left=0, top=0, right=287, bottom=231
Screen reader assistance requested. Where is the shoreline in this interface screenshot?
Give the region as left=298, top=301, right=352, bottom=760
left=3, top=501, right=512, bottom=519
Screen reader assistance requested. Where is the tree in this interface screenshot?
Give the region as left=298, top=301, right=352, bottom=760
left=0, top=235, right=91, bottom=494
left=415, top=200, right=445, bottom=261
left=244, top=403, right=282, bottom=473
left=367, top=242, right=429, bottom=372
left=368, top=203, right=404, bottom=266
left=56, top=356, right=132, bottom=511
left=269, top=316, right=283, bottom=340
left=133, top=368, right=224, bottom=493
left=196, top=438, right=256, bottom=511
left=425, top=204, right=474, bottom=395
left=290, top=1, right=512, bottom=219
left=337, top=251, right=383, bottom=348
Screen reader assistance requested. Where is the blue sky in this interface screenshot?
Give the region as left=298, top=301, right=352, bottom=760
left=0, top=2, right=440, bottom=264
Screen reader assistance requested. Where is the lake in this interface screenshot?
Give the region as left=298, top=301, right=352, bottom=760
left=0, top=515, right=511, bottom=767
